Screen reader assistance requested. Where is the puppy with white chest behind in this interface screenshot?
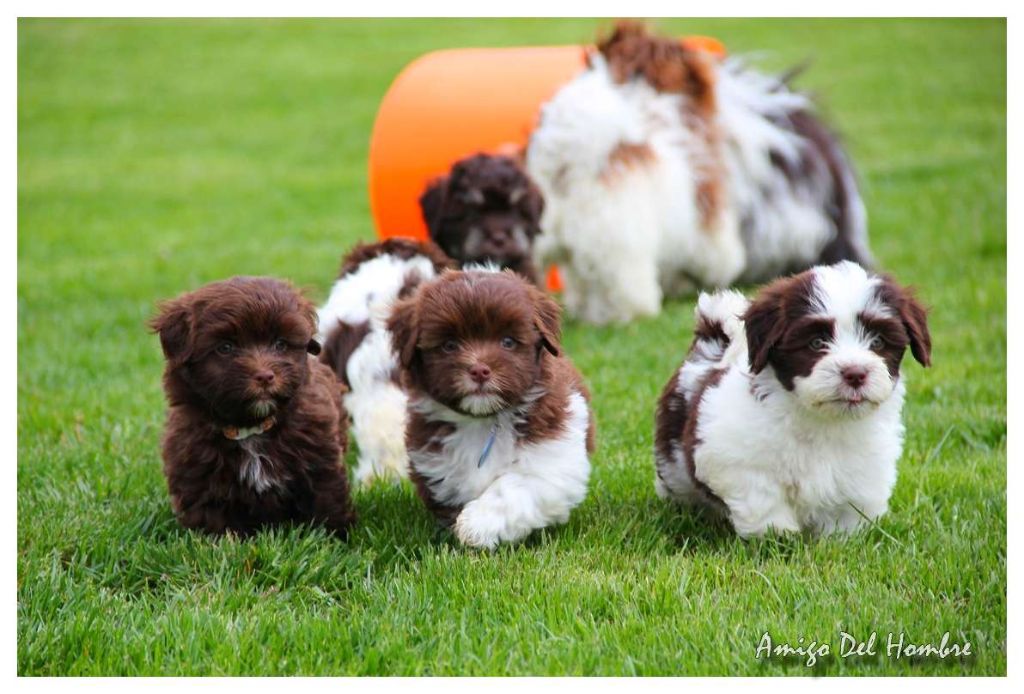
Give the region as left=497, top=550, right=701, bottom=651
left=655, top=261, right=931, bottom=536
left=388, top=268, right=595, bottom=549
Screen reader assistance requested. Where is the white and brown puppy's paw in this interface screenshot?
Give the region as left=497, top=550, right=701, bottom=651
left=454, top=500, right=509, bottom=550
left=655, top=261, right=931, bottom=536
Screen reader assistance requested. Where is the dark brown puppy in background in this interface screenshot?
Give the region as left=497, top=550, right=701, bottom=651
left=419, top=153, right=545, bottom=284
left=150, top=276, right=355, bottom=537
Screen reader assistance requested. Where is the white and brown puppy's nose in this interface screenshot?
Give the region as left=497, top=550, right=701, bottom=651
left=468, top=363, right=492, bottom=384
left=840, top=365, right=868, bottom=389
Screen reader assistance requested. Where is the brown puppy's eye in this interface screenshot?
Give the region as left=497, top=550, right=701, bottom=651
left=216, top=341, right=235, bottom=356
left=273, top=338, right=289, bottom=353
left=442, top=340, right=459, bottom=354
left=500, top=337, right=517, bottom=350
left=810, top=337, right=829, bottom=352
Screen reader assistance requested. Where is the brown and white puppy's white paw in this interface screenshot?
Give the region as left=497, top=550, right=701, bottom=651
left=388, top=268, right=595, bottom=549
left=420, top=154, right=545, bottom=285
left=150, top=276, right=355, bottom=537
left=655, top=261, right=931, bottom=536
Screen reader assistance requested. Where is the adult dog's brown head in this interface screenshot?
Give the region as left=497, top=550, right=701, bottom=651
left=387, top=269, right=561, bottom=416
left=419, top=154, right=544, bottom=278
left=150, top=276, right=322, bottom=426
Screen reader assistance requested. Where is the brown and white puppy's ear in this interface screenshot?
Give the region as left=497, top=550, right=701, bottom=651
left=880, top=276, right=932, bottom=367
left=418, top=176, right=449, bottom=238
left=530, top=284, right=562, bottom=357
left=743, top=287, right=786, bottom=375
left=386, top=296, right=421, bottom=370
left=149, top=296, right=194, bottom=366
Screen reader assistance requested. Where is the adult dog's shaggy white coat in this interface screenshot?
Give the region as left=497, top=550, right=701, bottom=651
left=654, top=262, right=930, bottom=536
left=527, top=53, right=871, bottom=324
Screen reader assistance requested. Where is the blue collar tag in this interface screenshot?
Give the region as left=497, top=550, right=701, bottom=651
left=478, top=423, right=498, bottom=468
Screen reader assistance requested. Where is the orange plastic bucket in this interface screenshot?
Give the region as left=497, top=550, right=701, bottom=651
left=366, top=38, right=726, bottom=289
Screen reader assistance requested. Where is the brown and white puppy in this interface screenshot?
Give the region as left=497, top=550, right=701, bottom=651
left=317, top=238, right=454, bottom=485
left=150, top=276, right=355, bottom=537
left=654, top=261, right=930, bottom=536
left=387, top=268, right=594, bottom=549
left=419, top=153, right=545, bottom=284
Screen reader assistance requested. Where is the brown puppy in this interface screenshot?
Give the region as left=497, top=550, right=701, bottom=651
left=419, top=153, right=544, bottom=284
left=388, top=268, right=594, bottom=549
left=150, top=276, right=355, bottom=537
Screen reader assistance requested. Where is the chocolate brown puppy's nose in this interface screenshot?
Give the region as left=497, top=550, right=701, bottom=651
left=841, top=366, right=867, bottom=389
left=253, top=370, right=275, bottom=386
left=469, top=363, right=492, bottom=384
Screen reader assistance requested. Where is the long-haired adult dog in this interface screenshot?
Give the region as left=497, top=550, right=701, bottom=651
left=151, top=276, right=355, bottom=536
left=419, top=153, right=545, bottom=284
left=317, top=238, right=454, bottom=485
left=527, top=21, right=872, bottom=324
left=654, top=261, right=930, bottom=536
left=387, top=268, right=595, bottom=549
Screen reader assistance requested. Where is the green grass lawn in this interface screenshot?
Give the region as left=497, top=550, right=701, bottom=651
left=17, top=18, right=1006, bottom=675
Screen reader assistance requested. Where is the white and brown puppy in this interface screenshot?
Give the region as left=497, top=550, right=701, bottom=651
left=527, top=21, right=872, bottom=324
left=388, top=268, right=595, bottom=549
left=317, top=239, right=454, bottom=485
left=655, top=261, right=931, bottom=536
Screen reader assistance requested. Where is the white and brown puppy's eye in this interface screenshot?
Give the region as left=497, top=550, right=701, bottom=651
left=500, top=336, right=517, bottom=350
left=272, top=338, right=289, bottom=353
left=868, top=335, right=885, bottom=350
left=810, top=337, right=829, bottom=352
left=442, top=339, right=459, bottom=354
left=216, top=341, right=235, bottom=356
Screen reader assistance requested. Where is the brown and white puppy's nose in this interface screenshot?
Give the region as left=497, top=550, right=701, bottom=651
left=253, top=369, right=276, bottom=386
left=840, top=365, right=868, bottom=389
left=468, top=363, right=492, bottom=384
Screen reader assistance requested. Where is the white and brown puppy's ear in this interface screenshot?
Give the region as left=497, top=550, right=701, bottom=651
left=149, top=296, right=194, bottom=366
left=387, top=297, right=421, bottom=370
left=879, top=276, right=932, bottom=367
left=743, top=288, right=787, bottom=375
left=418, top=176, right=449, bottom=238
left=530, top=285, right=562, bottom=357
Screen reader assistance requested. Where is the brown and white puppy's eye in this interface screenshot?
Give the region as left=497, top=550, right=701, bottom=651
left=442, top=339, right=459, bottom=354
left=500, top=336, right=517, bottom=350
left=273, top=338, right=289, bottom=353
left=217, top=341, right=235, bottom=356
left=810, top=337, right=829, bottom=352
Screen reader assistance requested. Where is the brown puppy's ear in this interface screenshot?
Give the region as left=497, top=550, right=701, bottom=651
left=418, top=176, right=448, bottom=238
left=306, top=339, right=322, bottom=356
left=531, top=287, right=562, bottom=357
left=387, top=297, right=420, bottom=369
left=516, top=181, right=545, bottom=235
left=743, top=291, right=785, bottom=374
left=149, top=297, right=193, bottom=365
